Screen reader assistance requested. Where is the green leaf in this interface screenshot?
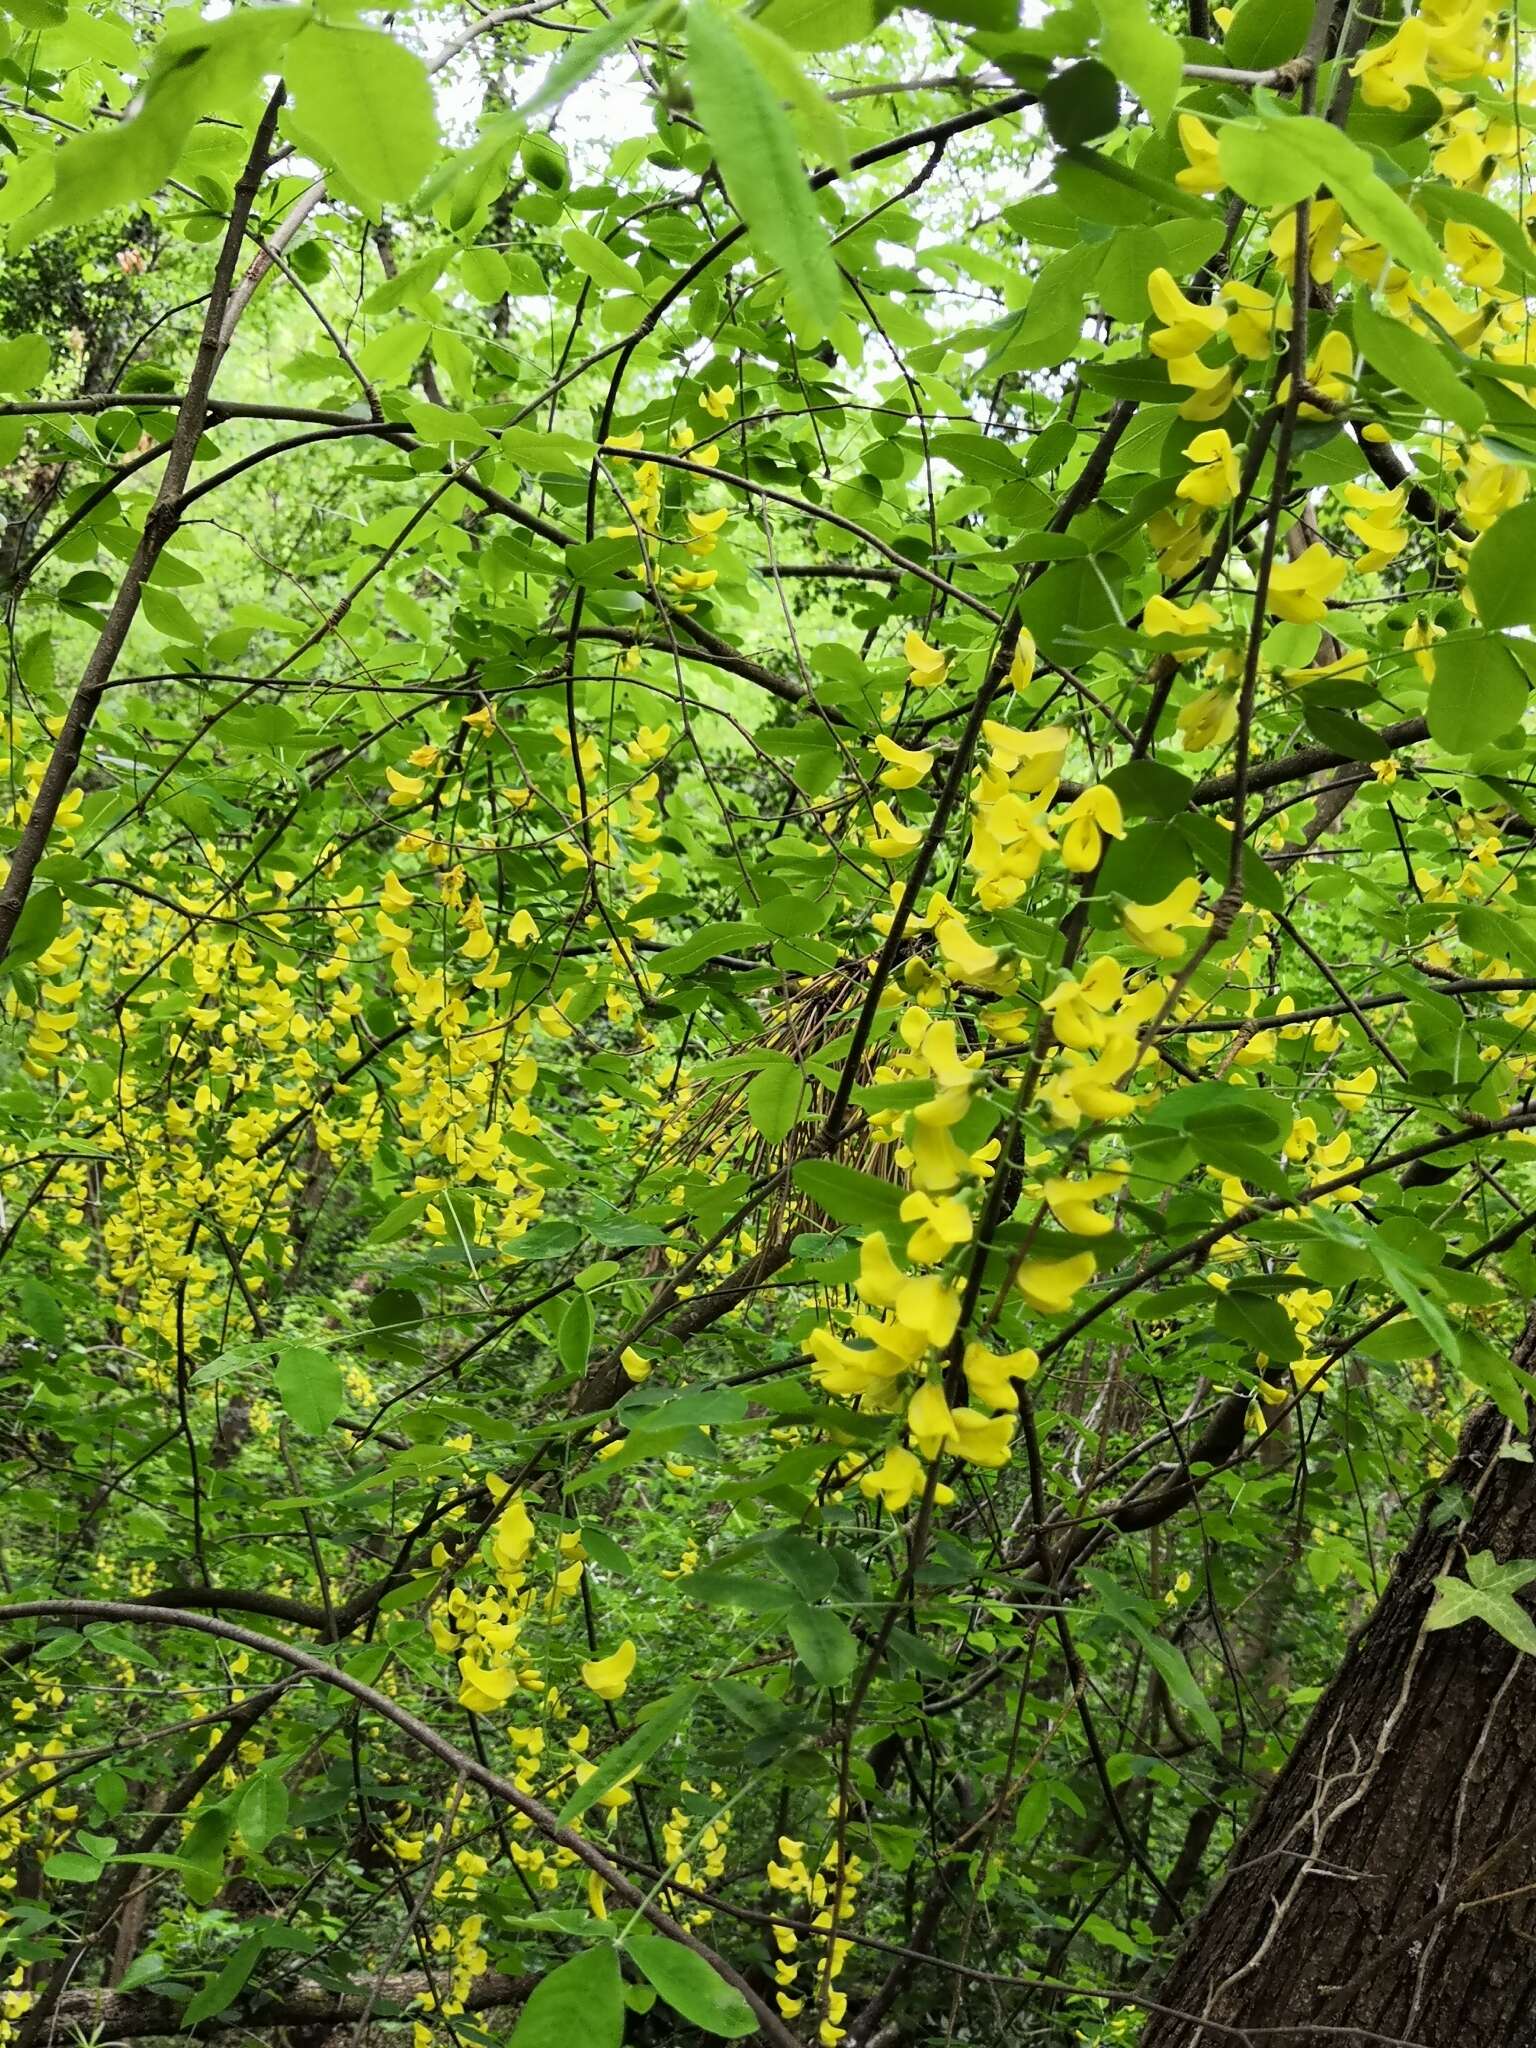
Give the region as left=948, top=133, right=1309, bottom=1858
left=1218, top=112, right=1442, bottom=278
left=685, top=0, right=840, bottom=323
left=0, top=334, right=49, bottom=394
left=557, top=1294, right=594, bottom=1374
left=755, top=0, right=877, bottom=49
left=181, top=1936, right=264, bottom=2028
left=622, top=1385, right=748, bottom=1433
left=561, top=228, right=644, bottom=295
left=651, top=920, right=765, bottom=976
left=18, top=1277, right=66, bottom=1347
left=624, top=1934, right=758, bottom=2039
left=1214, top=1287, right=1303, bottom=1363
left=1041, top=60, right=1120, bottom=148
left=180, top=1805, right=233, bottom=1907
left=791, top=1159, right=905, bottom=1232
left=1353, top=299, right=1484, bottom=437
left=510, top=1944, right=624, bottom=2048
left=786, top=1600, right=858, bottom=1687
left=274, top=1345, right=344, bottom=1435
left=1366, top=1233, right=1462, bottom=1367
left=1458, top=1331, right=1529, bottom=1431
left=515, top=0, right=662, bottom=121
left=733, top=15, right=851, bottom=173
left=356, top=317, right=432, bottom=387
left=44, top=1850, right=105, bottom=1883
left=1093, top=0, right=1181, bottom=128
left=1426, top=633, right=1527, bottom=752
left=1469, top=502, right=1536, bottom=631
left=1300, top=701, right=1389, bottom=762
left=1125, top=1622, right=1221, bottom=1745
left=367, top=1191, right=434, bottom=1245
left=1217, top=121, right=1318, bottom=209
left=1426, top=1553, right=1536, bottom=1656
left=21, top=10, right=302, bottom=238
left=1, top=884, right=62, bottom=974
left=747, top=1060, right=805, bottom=1144
left=1059, top=143, right=1216, bottom=222
left=283, top=22, right=439, bottom=206
left=558, top=1686, right=698, bottom=1824
left=1222, top=0, right=1311, bottom=67
left=2, top=0, right=67, bottom=27
left=235, top=1774, right=289, bottom=1857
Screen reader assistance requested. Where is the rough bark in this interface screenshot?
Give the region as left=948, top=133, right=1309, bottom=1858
left=1142, top=1378, right=1536, bottom=2047
left=45, top=1968, right=532, bottom=2041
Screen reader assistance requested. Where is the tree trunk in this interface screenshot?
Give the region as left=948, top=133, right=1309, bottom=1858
left=1142, top=1379, right=1536, bottom=2047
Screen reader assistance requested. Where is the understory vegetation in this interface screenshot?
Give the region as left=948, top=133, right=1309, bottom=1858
left=3, top=0, right=1536, bottom=2043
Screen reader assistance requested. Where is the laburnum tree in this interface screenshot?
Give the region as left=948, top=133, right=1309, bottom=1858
left=5, top=0, right=1536, bottom=2043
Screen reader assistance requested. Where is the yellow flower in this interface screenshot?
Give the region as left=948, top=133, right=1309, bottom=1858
left=385, top=765, right=425, bottom=806
left=1342, top=482, right=1409, bottom=573
left=1042, top=1166, right=1126, bottom=1237
left=1445, top=220, right=1503, bottom=289
left=906, top=1379, right=957, bottom=1459
left=950, top=1406, right=1014, bottom=1468
left=934, top=914, right=1005, bottom=988
left=1059, top=783, right=1125, bottom=873
left=620, top=1347, right=651, bottom=1382
left=1333, top=1064, right=1378, bottom=1114
left=962, top=1341, right=1038, bottom=1412
left=1176, top=428, right=1241, bottom=510
left=1144, top=594, right=1221, bottom=647
left=900, top=1190, right=972, bottom=1265
left=1177, top=684, right=1239, bottom=753
left=581, top=1639, right=636, bottom=1701
left=1174, top=357, right=1241, bottom=422
left=1042, top=956, right=1124, bottom=1051
left=699, top=383, right=735, bottom=420
left=866, top=801, right=923, bottom=859
left=982, top=720, right=1070, bottom=791
left=874, top=734, right=935, bottom=789
left=858, top=1445, right=954, bottom=1512
left=458, top=1656, right=517, bottom=1714
left=1290, top=328, right=1353, bottom=415
left=379, top=870, right=415, bottom=912
left=904, top=629, right=948, bottom=689
left=1147, top=268, right=1227, bottom=357
left=1269, top=198, right=1345, bottom=287
left=1352, top=16, right=1430, bottom=109
left=1175, top=114, right=1223, bottom=195
left=1458, top=444, right=1528, bottom=533
left=855, top=1230, right=905, bottom=1309
left=490, top=1495, right=535, bottom=1577
left=1403, top=614, right=1444, bottom=680
left=892, top=1271, right=962, bottom=1350
left=1220, top=280, right=1279, bottom=359
left=1016, top=1250, right=1096, bottom=1315
left=1266, top=544, right=1347, bottom=625
left=1283, top=647, right=1370, bottom=688
left=1122, top=876, right=1206, bottom=959
left=1008, top=629, right=1037, bottom=691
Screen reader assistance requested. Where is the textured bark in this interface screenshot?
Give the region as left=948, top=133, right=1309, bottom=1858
left=1143, top=1388, right=1536, bottom=2047
left=45, top=1968, right=531, bottom=2040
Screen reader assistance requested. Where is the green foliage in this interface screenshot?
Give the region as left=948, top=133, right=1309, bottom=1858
left=1425, top=1551, right=1536, bottom=1655
left=510, top=1943, right=625, bottom=2047
left=1, top=3, right=1535, bottom=2045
